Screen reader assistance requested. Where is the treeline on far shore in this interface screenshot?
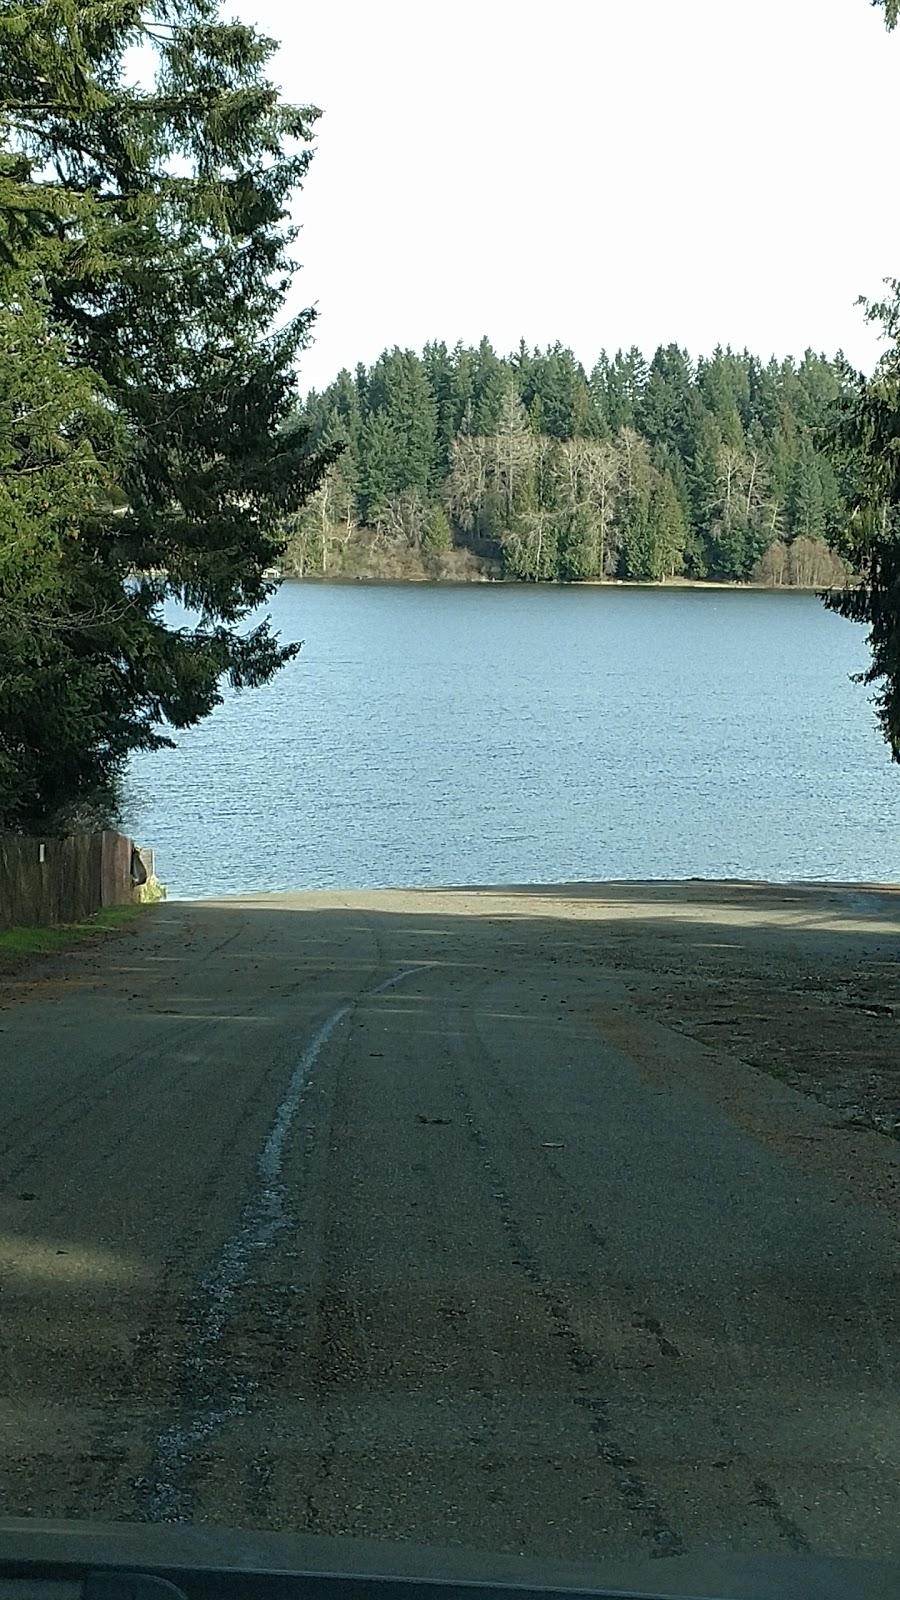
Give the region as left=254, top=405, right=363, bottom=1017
left=284, top=339, right=852, bottom=587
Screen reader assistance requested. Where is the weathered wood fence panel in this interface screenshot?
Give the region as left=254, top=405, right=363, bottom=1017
left=0, top=831, right=138, bottom=931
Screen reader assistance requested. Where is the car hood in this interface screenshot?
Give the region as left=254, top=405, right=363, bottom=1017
left=0, top=1519, right=898, bottom=1600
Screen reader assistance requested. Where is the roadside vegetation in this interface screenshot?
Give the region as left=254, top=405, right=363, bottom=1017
left=0, top=901, right=145, bottom=961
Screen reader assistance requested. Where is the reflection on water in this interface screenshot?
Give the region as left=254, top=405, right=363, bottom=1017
left=126, top=583, right=900, bottom=898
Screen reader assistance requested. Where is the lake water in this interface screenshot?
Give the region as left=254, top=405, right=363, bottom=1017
left=125, top=582, right=900, bottom=898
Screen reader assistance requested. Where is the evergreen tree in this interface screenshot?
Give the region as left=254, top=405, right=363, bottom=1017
left=795, top=350, right=841, bottom=431
left=588, top=356, right=612, bottom=438
left=690, top=412, right=722, bottom=530
left=826, top=279, right=900, bottom=756
left=748, top=357, right=782, bottom=439
left=355, top=361, right=370, bottom=413
left=619, top=472, right=685, bottom=583
left=619, top=499, right=653, bottom=581
left=450, top=342, right=476, bottom=435
left=423, top=504, right=453, bottom=554
left=624, top=347, right=649, bottom=413
left=789, top=439, right=826, bottom=541
left=557, top=503, right=596, bottom=579
left=602, top=348, right=647, bottom=431
left=767, top=427, right=794, bottom=533
left=519, top=345, right=596, bottom=439
left=423, top=341, right=457, bottom=483
left=0, top=0, right=331, bottom=829
left=358, top=412, right=400, bottom=527
left=0, top=288, right=124, bottom=824
left=616, top=428, right=654, bottom=578
left=472, top=337, right=507, bottom=433
left=330, top=369, right=364, bottom=455
left=648, top=472, right=688, bottom=580
left=818, top=451, right=843, bottom=542
left=367, top=348, right=438, bottom=496
left=824, top=0, right=900, bottom=750
left=640, top=345, right=698, bottom=460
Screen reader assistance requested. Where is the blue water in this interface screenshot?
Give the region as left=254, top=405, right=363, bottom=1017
left=125, top=583, right=900, bottom=897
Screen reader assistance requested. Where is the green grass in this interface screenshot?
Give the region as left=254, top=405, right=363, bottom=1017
left=0, top=901, right=148, bottom=959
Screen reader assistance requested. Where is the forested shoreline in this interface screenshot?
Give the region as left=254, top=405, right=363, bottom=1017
left=286, top=341, right=851, bottom=588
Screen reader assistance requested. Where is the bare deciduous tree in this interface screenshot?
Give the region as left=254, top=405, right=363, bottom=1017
left=492, top=385, right=535, bottom=524
left=382, top=489, right=429, bottom=548
left=447, top=435, right=487, bottom=534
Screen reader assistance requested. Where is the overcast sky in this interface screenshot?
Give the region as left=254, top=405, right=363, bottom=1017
left=245, top=0, right=899, bottom=392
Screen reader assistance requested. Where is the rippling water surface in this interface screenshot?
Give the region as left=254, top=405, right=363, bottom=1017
left=126, top=583, right=900, bottom=897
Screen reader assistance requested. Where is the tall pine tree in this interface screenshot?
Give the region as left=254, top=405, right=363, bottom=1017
left=0, top=0, right=333, bottom=829
left=827, top=280, right=900, bottom=756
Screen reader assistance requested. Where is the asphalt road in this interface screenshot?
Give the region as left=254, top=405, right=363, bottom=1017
left=0, top=885, right=897, bottom=1567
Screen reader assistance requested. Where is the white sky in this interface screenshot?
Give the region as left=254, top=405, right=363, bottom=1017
left=244, top=0, right=900, bottom=392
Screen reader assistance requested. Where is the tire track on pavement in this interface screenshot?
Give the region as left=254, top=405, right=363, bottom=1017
left=455, top=971, right=821, bottom=1556
left=139, top=962, right=433, bottom=1523
left=450, top=1070, right=685, bottom=1560
left=444, top=980, right=685, bottom=1561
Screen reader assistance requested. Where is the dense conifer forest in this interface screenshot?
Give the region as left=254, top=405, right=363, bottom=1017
left=290, top=340, right=850, bottom=587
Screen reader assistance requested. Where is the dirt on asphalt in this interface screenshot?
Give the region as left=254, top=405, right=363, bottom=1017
left=0, top=880, right=897, bottom=1569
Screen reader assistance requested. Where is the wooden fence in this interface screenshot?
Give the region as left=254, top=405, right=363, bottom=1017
left=0, top=831, right=140, bottom=931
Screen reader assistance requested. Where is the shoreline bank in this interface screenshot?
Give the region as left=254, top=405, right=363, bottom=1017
left=280, top=572, right=845, bottom=594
